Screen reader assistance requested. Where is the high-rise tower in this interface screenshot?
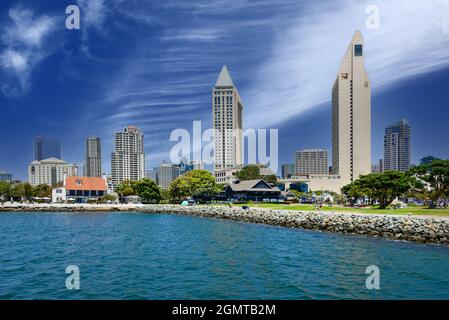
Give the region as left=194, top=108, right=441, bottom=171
left=84, top=137, right=102, bottom=177
left=384, top=119, right=412, bottom=172
left=212, top=65, right=243, bottom=171
left=111, top=126, right=145, bottom=186
left=332, top=31, right=371, bottom=184
left=34, top=137, right=61, bottom=161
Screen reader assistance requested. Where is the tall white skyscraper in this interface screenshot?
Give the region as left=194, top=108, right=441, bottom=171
left=84, top=137, right=102, bottom=177
left=384, top=119, right=412, bottom=172
left=332, top=31, right=371, bottom=184
left=213, top=65, right=243, bottom=171
left=111, top=126, right=145, bottom=186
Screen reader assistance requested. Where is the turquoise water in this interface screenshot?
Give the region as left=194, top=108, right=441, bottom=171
left=0, top=212, right=448, bottom=299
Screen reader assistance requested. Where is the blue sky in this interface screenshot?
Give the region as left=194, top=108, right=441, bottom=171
left=1, top=0, right=449, bottom=180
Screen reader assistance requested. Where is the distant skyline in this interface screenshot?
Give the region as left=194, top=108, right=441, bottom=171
left=1, top=0, right=449, bottom=180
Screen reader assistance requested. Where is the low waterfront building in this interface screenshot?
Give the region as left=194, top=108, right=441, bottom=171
left=225, top=179, right=281, bottom=202
left=52, top=176, right=108, bottom=203
left=28, top=158, right=78, bottom=187
left=279, top=174, right=344, bottom=194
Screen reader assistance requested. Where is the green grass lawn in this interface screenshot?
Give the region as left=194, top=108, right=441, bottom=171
left=207, top=203, right=449, bottom=217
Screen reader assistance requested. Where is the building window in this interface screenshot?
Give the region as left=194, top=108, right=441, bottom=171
left=354, top=44, right=363, bottom=56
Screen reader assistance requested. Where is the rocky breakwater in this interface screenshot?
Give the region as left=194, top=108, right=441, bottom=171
left=140, top=205, right=449, bottom=245
left=1, top=203, right=448, bottom=245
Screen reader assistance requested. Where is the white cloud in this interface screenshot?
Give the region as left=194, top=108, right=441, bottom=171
left=0, top=50, right=28, bottom=72
left=245, top=0, right=449, bottom=129
left=3, top=7, right=56, bottom=47
left=77, top=0, right=108, bottom=29
left=0, top=6, right=58, bottom=97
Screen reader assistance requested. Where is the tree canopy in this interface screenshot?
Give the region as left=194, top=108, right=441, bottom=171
left=235, top=165, right=277, bottom=184
left=343, top=171, right=419, bottom=209
left=115, top=180, right=136, bottom=198
left=409, top=160, right=449, bottom=208
left=134, top=178, right=162, bottom=203
left=169, top=170, right=220, bottom=201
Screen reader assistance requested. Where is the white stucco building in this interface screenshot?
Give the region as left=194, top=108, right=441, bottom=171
left=28, top=158, right=78, bottom=187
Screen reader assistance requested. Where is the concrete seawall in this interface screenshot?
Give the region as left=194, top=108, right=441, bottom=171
left=1, top=204, right=449, bottom=245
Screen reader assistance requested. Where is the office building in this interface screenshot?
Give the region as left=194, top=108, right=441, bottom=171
left=111, top=126, right=145, bottom=186
left=0, top=171, right=12, bottom=182
left=84, top=137, right=102, bottom=177
left=332, top=31, right=371, bottom=185
left=295, top=149, right=329, bottom=175
left=420, top=156, right=441, bottom=166
left=145, top=169, right=158, bottom=184
left=213, top=65, right=243, bottom=171
left=28, top=158, right=78, bottom=187
left=281, top=164, right=295, bottom=179
left=384, top=119, right=412, bottom=172
left=34, top=137, right=61, bottom=161
left=156, top=164, right=180, bottom=189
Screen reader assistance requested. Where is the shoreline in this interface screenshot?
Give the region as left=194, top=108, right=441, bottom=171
left=1, top=203, right=449, bottom=245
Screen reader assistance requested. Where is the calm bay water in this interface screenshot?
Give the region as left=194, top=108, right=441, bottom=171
left=0, top=212, right=448, bottom=299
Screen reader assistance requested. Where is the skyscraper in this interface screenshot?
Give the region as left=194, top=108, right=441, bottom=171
left=34, top=137, right=61, bottom=161
left=84, top=137, right=102, bottom=177
left=213, top=65, right=243, bottom=171
left=0, top=171, right=12, bottom=182
left=420, top=156, right=441, bottom=166
left=156, top=164, right=180, bottom=189
left=111, top=126, right=145, bottom=186
left=295, top=149, right=329, bottom=175
left=281, top=163, right=295, bottom=179
left=332, top=31, right=371, bottom=184
left=384, top=119, right=412, bottom=172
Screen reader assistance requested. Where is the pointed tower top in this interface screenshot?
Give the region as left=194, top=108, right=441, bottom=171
left=351, top=30, right=364, bottom=43
left=215, top=65, right=234, bottom=87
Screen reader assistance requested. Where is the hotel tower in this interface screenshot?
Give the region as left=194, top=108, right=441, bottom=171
left=111, top=126, right=145, bottom=186
left=213, top=65, right=243, bottom=171
left=332, top=31, right=371, bottom=185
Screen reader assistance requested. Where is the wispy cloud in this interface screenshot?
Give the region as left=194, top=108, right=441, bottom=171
left=0, top=6, right=58, bottom=97
left=245, top=0, right=449, bottom=128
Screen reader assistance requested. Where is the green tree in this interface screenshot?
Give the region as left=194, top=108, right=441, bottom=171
left=169, top=170, right=220, bottom=201
left=235, top=165, right=278, bottom=184
left=115, top=180, right=136, bottom=198
left=409, top=160, right=449, bottom=208
left=168, top=176, right=191, bottom=201
left=100, top=194, right=118, bottom=203
left=343, top=171, right=418, bottom=209
left=159, top=188, right=171, bottom=204
left=235, top=165, right=260, bottom=181
left=0, top=181, right=11, bottom=200
left=134, top=178, right=162, bottom=204
left=24, top=183, right=33, bottom=199
left=31, top=184, right=52, bottom=198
